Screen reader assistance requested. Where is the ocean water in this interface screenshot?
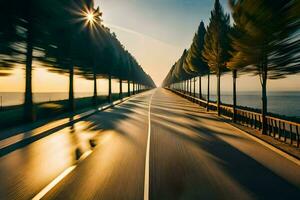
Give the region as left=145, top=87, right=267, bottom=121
left=0, top=91, right=299, bottom=117
left=0, top=92, right=97, bottom=107
left=199, top=91, right=300, bottom=118
left=181, top=90, right=300, bottom=117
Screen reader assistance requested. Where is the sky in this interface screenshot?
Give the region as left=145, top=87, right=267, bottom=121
left=96, top=0, right=300, bottom=90
left=0, top=0, right=299, bottom=93
left=97, top=0, right=221, bottom=85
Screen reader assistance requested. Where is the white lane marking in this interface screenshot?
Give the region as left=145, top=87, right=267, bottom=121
left=144, top=91, right=155, bottom=200
left=229, top=124, right=300, bottom=167
left=32, top=150, right=93, bottom=200
left=78, top=150, right=92, bottom=162
left=32, top=165, right=76, bottom=200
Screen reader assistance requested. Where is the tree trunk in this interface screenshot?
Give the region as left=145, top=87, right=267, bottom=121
left=92, top=71, right=97, bottom=106
left=193, top=77, right=196, bottom=97
left=185, top=80, right=187, bottom=94
left=261, top=68, right=268, bottom=135
left=119, top=78, right=123, bottom=99
left=133, top=81, right=135, bottom=95
left=181, top=81, right=183, bottom=91
left=24, top=25, right=35, bottom=122
left=232, top=70, right=237, bottom=122
left=199, top=76, right=202, bottom=99
left=189, top=79, right=192, bottom=96
left=128, top=79, right=130, bottom=96
left=207, top=73, right=210, bottom=112
left=108, top=74, right=112, bottom=103
left=69, top=65, right=74, bottom=112
left=217, top=72, right=221, bottom=116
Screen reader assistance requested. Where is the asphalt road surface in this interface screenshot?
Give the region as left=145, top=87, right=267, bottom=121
left=0, top=88, right=300, bottom=200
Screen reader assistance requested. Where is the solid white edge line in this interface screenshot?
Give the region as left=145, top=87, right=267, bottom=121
left=32, top=165, right=76, bottom=200
left=144, top=91, right=155, bottom=200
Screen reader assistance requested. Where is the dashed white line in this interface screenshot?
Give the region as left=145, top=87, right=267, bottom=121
left=144, top=91, right=155, bottom=200
left=32, top=165, right=76, bottom=200
left=31, top=148, right=93, bottom=199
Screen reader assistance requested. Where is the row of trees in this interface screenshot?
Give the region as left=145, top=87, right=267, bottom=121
left=162, top=0, right=300, bottom=134
left=0, top=0, right=155, bottom=122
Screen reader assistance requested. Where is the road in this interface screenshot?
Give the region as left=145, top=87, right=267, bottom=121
left=0, top=88, right=300, bottom=200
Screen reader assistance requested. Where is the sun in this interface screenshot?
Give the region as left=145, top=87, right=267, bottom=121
left=85, top=11, right=95, bottom=24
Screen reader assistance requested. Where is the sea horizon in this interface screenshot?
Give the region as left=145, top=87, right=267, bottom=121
left=0, top=90, right=299, bottom=118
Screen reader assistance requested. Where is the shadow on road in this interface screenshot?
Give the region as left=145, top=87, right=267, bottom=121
left=150, top=89, right=300, bottom=199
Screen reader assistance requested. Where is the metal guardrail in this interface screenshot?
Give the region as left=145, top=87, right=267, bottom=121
left=170, top=88, right=300, bottom=148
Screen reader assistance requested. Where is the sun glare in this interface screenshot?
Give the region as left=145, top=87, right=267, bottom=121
left=86, top=12, right=94, bottom=23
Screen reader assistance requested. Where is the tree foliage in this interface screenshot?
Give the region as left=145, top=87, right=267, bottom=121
left=185, top=21, right=209, bottom=76
left=202, top=0, right=231, bottom=75
left=228, top=0, right=300, bottom=78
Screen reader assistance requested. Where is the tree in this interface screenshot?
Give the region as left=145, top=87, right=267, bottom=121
left=229, top=0, right=300, bottom=134
left=185, top=21, right=209, bottom=100
left=44, top=0, right=99, bottom=111
left=0, top=0, right=58, bottom=121
left=85, top=5, right=104, bottom=106
left=203, top=0, right=231, bottom=116
left=174, top=50, right=193, bottom=94
left=227, top=24, right=247, bottom=122
left=0, top=1, right=16, bottom=76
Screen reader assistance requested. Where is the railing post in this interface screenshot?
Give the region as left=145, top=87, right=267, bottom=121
left=296, top=126, right=299, bottom=148
left=272, top=120, right=276, bottom=138
left=283, top=123, right=286, bottom=142
left=279, top=121, right=282, bottom=140
left=274, top=120, right=278, bottom=139
left=290, top=124, right=293, bottom=145
left=258, top=115, right=261, bottom=130
left=247, top=112, right=250, bottom=127
left=271, top=119, right=275, bottom=137
left=267, top=118, right=271, bottom=136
